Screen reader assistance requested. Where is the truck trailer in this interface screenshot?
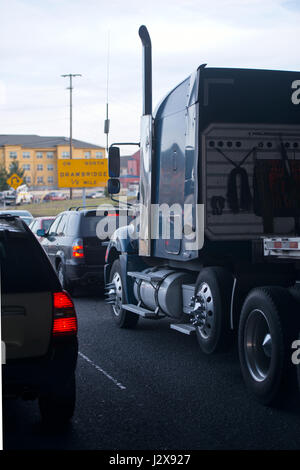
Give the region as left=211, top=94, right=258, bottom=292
left=104, top=25, right=300, bottom=406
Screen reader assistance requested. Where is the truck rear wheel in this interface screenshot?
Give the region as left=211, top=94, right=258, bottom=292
left=238, top=286, right=299, bottom=406
left=194, top=267, right=233, bottom=354
left=288, top=285, right=300, bottom=395
left=109, top=259, right=139, bottom=329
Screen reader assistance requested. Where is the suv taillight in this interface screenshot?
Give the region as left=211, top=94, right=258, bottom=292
left=72, top=238, right=84, bottom=258
left=52, top=291, right=77, bottom=337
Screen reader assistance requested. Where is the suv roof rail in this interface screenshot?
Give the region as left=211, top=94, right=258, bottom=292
left=68, top=205, right=100, bottom=211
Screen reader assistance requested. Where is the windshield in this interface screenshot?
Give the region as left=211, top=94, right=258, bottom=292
left=0, top=231, right=60, bottom=293
left=200, top=68, right=300, bottom=129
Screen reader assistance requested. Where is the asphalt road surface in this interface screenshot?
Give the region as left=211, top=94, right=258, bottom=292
left=3, top=291, right=300, bottom=450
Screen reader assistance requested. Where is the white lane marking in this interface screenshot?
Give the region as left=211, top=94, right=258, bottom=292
left=78, top=351, right=126, bottom=390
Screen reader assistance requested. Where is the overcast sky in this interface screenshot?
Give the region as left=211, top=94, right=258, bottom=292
left=0, top=0, right=299, bottom=155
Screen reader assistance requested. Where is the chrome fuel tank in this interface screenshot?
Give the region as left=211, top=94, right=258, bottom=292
left=133, top=269, right=194, bottom=318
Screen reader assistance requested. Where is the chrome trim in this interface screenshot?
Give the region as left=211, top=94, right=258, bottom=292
left=139, top=114, right=153, bottom=256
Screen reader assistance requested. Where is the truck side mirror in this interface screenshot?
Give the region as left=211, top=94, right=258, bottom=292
left=107, top=178, right=120, bottom=195
left=108, top=146, right=120, bottom=178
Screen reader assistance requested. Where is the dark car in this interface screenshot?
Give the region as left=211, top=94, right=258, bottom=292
left=0, top=209, right=33, bottom=226
left=1, top=214, right=78, bottom=426
left=39, top=206, right=116, bottom=293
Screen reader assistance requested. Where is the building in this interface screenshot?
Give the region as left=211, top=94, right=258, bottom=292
left=0, top=135, right=105, bottom=189
left=119, top=150, right=140, bottom=190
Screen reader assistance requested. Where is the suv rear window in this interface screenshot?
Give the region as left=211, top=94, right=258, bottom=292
left=80, top=214, right=104, bottom=237
left=0, top=229, right=61, bottom=294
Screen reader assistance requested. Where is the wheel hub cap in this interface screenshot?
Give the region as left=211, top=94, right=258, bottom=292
left=108, top=273, right=122, bottom=316
left=262, top=333, right=272, bottom=358
left=244, top=309, right=272, bottom=382
left=192, top=282, right=214, bottom=339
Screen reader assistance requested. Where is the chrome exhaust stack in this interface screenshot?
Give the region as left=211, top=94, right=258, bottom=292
left=138, top=25, right=152, bottom=116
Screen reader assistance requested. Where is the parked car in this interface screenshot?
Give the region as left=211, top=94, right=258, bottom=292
left=43, top=192, right=68, bottom=202
left=2, top=190, right=16, bottom=206
left=29, top=216, right=56, bottom=241
left=91, top=190, right=105, bottom=199
left=39, top=207, right=113, bottom=293
left=0, top=209, right=33, bottom=226
left=1, top=213, right=78, bottom=425
left=86, top=192, right=97, bottom=199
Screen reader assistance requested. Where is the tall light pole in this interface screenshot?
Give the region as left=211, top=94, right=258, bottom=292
left=61, top=73, right=82, bottom=199
left=104, top=32, right=110, bottom=156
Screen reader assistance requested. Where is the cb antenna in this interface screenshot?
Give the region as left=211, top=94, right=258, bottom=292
left=104, top=31, right=110, bottom=155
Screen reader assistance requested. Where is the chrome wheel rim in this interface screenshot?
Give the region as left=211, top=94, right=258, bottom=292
left=244, top=309, right=272, bottom=382
left=111, top=272, right=123, bottom=317
left=195, top=282, right=214, bottom=339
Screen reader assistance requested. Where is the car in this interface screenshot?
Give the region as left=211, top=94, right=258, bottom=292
left=1, top=213, right=78, bottom=426
left=39, top=207, right=114, bottom=293
left=1, top=190, right=16, bottom=206
left=43, top=192, right=68, bottom=202
left=91, top=190, right=105, bottom=199
left=0, top=209, right=33, bottom=226
left=29, top=216, right=56, bottom=241
left=86, top=192, right=97, bottom=199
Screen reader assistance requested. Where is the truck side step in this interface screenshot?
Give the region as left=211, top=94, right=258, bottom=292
left=170, top=323, right=196, bottom=335
left=122, top=303, right=164, bottom=319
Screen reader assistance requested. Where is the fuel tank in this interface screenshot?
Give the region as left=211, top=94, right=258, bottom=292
left=133, top=268, right=194, bottom=319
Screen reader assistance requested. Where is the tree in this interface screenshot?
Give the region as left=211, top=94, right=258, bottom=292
left=0, top=165, right=9, bottom=191
left=8, top=161, right=25, bottom=179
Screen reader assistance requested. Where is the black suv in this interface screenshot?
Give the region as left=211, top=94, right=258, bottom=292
left=1, top=214, right=78, bottom=426
left=39, top=206, right=115, bottom=293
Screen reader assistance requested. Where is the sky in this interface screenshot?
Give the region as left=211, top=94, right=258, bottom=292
left=0, top=0, right=300, bottom=155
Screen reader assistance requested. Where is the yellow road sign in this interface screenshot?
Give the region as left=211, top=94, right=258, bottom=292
left=57, top=159, right=108, bottom=188
left=7, top=173, right=23, bottom=190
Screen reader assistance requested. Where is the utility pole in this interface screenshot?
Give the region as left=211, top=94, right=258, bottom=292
left=104, top=31, right=110, bottom=156
left=61, top=73, right=82, bottom=199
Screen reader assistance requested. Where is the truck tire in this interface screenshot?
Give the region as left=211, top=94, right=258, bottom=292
left=288, top=285, right=300, bottom=394
left=39, top=373, right=76, bottom=426
left=109, top=259, right=139, bottom=328
left=238, top=286, right=299, bottom=406
left=194, top=267, right=233, bottom=354
left=288, top=284, right=300, bottom=304
left=58, top=262, right=74, bottom=295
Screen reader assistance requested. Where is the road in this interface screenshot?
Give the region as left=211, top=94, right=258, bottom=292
left=3, top=292, right=300, bottom=450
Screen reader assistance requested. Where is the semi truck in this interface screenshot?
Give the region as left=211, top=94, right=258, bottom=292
left=104, top=25, right=300, bottom=406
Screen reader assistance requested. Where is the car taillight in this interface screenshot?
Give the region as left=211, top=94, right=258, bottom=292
left=52, top=291, right=77, bottom=337
left=72, top=238, right=84, bottom=258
